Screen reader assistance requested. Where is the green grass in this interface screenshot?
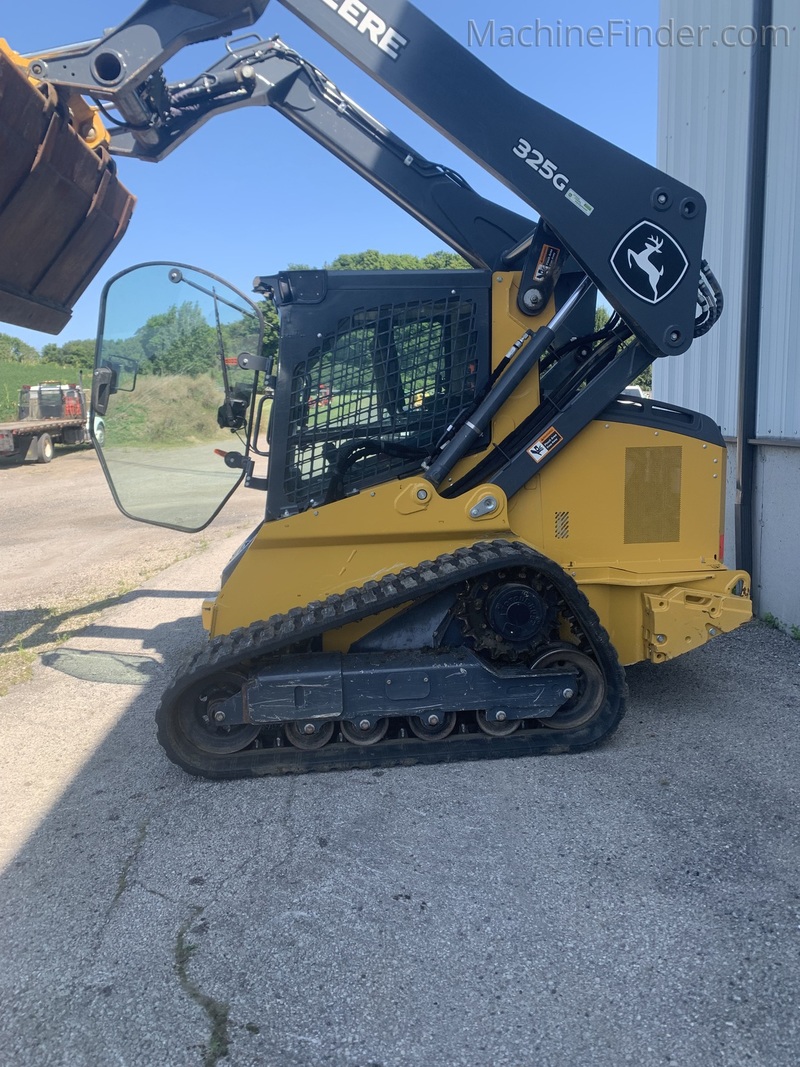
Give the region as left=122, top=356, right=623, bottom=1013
left=0, top=364, right=271, bottom=451
left=762, top=613, right=800, bottom=640
left=311, top=388, right=432, bottom=427
left=0, top=363, right=85, bottom=421
left=104, top=373, right=270, bottom=449
left=175, top=908, right=230, bottom=1067
left=317, top=391, right=376, bottom=426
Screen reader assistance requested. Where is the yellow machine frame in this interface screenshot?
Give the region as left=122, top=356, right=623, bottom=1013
left=203, top=272, right=751, bottom=665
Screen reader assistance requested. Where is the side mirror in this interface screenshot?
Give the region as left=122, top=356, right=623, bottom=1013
left=91, top=366, right=114, bottom=416
left=107, top=355, right=138, bottom=393
left=92, top=356, right=138, bottom=415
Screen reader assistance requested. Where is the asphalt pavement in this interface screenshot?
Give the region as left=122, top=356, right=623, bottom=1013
left=0, top=537, right=798, bottom=1067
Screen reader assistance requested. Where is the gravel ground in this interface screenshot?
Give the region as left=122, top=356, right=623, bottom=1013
left=0, top=447, right=264, bottom=691
left=0, top=515, right=798, bottom=1067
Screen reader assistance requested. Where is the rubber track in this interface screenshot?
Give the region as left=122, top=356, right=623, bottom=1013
left=155, top=540, right=628, bottom=778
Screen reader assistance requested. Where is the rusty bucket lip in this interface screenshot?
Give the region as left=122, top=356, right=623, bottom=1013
left=0, top=46, right=135, bottom=336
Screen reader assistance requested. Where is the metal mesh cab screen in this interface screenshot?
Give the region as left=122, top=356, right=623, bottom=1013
left=273, top=281, right=489, bottom=515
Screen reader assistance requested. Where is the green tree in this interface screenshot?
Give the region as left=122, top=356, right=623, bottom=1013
left=324, top=249, right=469, bottom=271
left=256, top=300, right=280, bottom=365
left=0, top=333, right=39, bottom=363
left=134, top=302, right=215, bottom=376
left=420, top=250, right=470, bottom=269
left=634, top=363, right=652, bottom=393
left=41, top=338, right=95, bottom=371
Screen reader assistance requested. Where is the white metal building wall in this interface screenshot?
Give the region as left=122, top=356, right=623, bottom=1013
left=656, top=0, right=800, bottom=625
left=655, top=0, right=753, bottom=436
left=757, top=4, right=800, bottom=441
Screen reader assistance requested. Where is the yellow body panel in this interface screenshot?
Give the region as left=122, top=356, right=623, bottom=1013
left=205, top=274, right=751, bottom=666
left=512, top=417, right=750, bottom=662
left=208, top=477, right=515, bottom=632
left=207, top=445, right=749, bottom=666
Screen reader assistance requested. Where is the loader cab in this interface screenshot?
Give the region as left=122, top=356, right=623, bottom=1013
left=92, top=262, right=265, bottom=532
left=261, top=268, right=492, bottom=519
left=93, top=262, right=492, bottom=530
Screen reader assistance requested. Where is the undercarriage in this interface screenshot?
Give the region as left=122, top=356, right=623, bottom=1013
left=156, top=542, right=627, bottom=778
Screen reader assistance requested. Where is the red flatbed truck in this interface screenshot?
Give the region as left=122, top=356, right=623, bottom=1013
left=0, top=381, right=102, bottom=464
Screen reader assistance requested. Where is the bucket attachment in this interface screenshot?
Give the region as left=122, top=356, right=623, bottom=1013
left=0, top=47, right=135, bottom=334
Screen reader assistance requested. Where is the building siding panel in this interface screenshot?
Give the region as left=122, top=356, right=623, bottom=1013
left=757, top=0, right=800, bottom=439
left=657, top=0, right=800, bottom=625
left=655, top=0, right=753, bottom=436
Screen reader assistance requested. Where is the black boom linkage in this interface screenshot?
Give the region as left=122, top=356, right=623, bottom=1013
left=27, top=0, right=718, bottom=356
left=277, top=0, right=707, bottom=357
left=117, top=37, right=536, bottom=272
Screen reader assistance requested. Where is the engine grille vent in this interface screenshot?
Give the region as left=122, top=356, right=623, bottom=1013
left=624, top=446, right=682, bottom=543
left=555, top=511, right=570, bottom=539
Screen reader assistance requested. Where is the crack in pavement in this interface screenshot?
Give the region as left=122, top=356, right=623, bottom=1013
left=135, top=882, right=185, bottom=906
left=112, top=819, right=150, bottom=907
left=175, top=907, right=231, bottom=1067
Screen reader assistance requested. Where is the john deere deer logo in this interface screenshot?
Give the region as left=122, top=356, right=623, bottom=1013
left=610, top=222, right=689, bottom=305
left=627, top=234, right=664, bottom=301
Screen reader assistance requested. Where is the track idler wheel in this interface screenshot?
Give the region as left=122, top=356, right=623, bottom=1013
left=285, top=721, right=335, bottom=750
left=531, top=645, right=606, bottom=730
left=476, top=710, right=521, bottom=737
left=407, top=712, right=457, bottom=740
left=176, top=672, right=261, bottom=755
left=341, top=718, right=390, bottom=746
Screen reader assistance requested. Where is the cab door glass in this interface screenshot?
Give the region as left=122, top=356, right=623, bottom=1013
left=93, top=262, right=263, bottom=531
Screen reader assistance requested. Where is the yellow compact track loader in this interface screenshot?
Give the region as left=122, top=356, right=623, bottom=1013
left=1, top=1, right=751, bottom=777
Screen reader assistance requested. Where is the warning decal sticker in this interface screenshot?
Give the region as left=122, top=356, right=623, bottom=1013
left=527, top=426, right=563, bottom=463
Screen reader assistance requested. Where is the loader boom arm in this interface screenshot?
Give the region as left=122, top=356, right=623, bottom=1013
left=101, top=36, right=535, bottom=272
left=278, top=0, right=704, bottom=356
left=4, top=0, right=715, bottom=353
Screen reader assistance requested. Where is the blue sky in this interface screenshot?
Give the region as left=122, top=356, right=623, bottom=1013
left=3, top=0, right=659, bottom=347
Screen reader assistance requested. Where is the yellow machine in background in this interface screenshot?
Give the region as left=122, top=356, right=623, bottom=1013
left=0, top=1, right=752, bottom=777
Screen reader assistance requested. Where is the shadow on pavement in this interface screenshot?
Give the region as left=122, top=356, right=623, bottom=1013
left=40, top=648, right=162, bottom=684
left=0, top=617, right=798, bottom=1067
left=1, top=588, right=214, bottom=657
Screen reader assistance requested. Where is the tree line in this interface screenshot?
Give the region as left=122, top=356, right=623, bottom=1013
left=0, top=248, right=651, bottom=389
left=0, top=250, right=470, bottom=372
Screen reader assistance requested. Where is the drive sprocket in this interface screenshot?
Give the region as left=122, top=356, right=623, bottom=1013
left=457, top=567, right=561, bottom=662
